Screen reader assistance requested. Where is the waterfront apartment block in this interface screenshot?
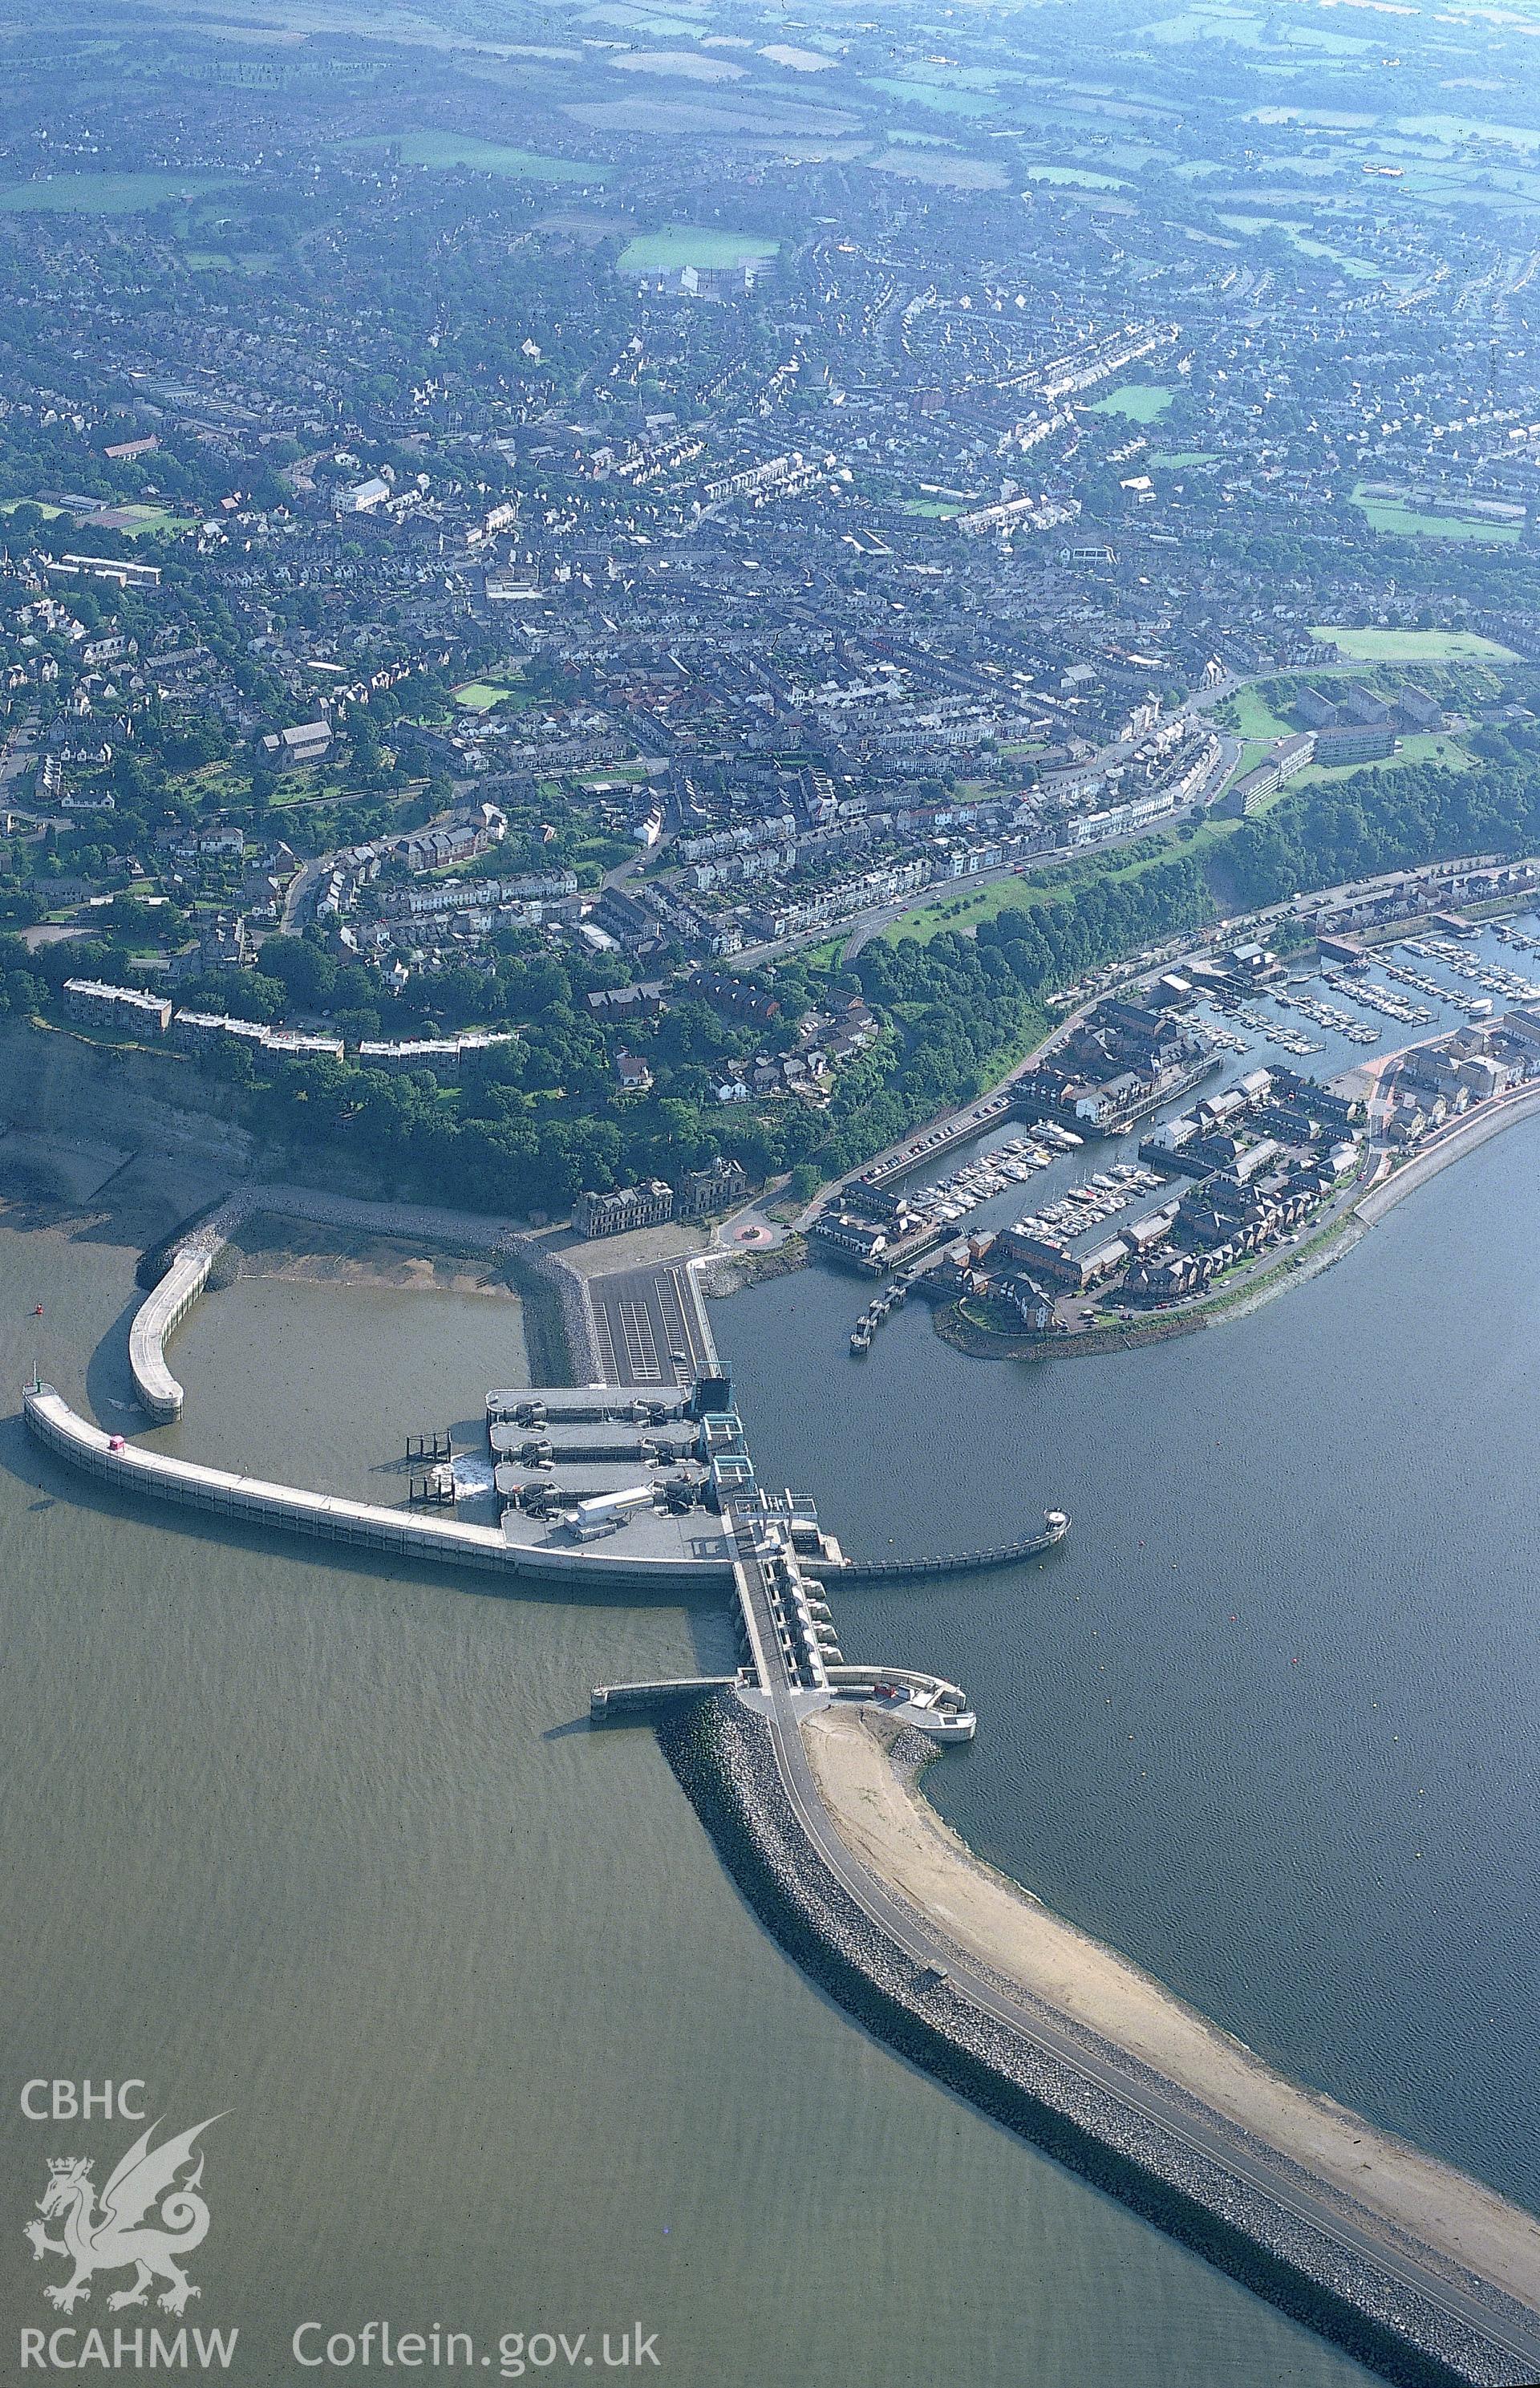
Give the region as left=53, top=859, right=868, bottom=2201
left=170, top=1012, right=525, bottom=1075
left=64, top=979, right=172, bottom=1036
left=173, top=1010, right=273, bottom=1055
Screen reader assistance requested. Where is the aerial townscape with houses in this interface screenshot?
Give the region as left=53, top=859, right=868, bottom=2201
left=4, top=0, right=1540, bottom=1234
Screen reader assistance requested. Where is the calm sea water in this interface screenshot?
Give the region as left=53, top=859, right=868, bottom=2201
left=0, top=1218, right=1366, bottom=2388
left=721, top=1111, right=1540, bottom=2214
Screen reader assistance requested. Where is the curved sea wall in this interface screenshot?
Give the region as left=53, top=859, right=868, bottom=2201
left=126, top=1183, right=600, bottom=1419
left=1356, top=1079, right=1540, bottom=1227
left=129, top=1245, right=216, bottom=1421
left=24, top=1385, right=733, bottom=1597
left=661, top=1693, right=1529, bottom=2388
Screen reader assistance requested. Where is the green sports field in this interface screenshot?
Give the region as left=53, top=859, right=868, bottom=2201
left=346, top=133, right=604, bottom=182
left=618, top=225, right=780, bottom=270
left=1311, top=626, right=1518, bottom=663
left=1089, top=383, right=1174, bottom=423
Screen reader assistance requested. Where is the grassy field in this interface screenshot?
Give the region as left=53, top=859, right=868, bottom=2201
left=575, top=760, right=652, bottom=785
left=1150, top=448, right=1218, bottom=467
left=0, top=172, right=231, bottom=213
left=346, top=133, right=604, bottom=182
left=1088, top=383, right=1174, bottom=423
left=571, top=832, right=635, bottom=878
left=887, top=874, right=1044, bottom=943
left=1226, top=739, right=1280, bottom=787
left=1023, top=164, right=1128, bottom=189
left=900, top=497, right=962, bottom=517
left=1351, top=487, right=1522, bottom=545
left=1311, top=626, right=1518, bottom=663
left=881, top=821, right=1242, bottom=947
left=1208, top=685, right=1299, bottom=793
left=618, top=225, right=780, bottom=270
left=1223, top=686, right=1296, bottom=740
left=451, top=680, right=521, bottom=712
left=103, top=505, right=197, bottom=540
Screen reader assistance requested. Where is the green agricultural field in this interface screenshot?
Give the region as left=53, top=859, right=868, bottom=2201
left=1311, top=626, right=1518, bottom=663
left=863, top=76, right=996, bottom=117
left=618, top=225, right=780, bottom=270
left=1089, top=383, right=1174, bottom=423
left=0, top=172, right=232, bottom=213
left=182, top=247, right=281, bottom=274
left=1352, top=488, right=1521, bottom=544
left=1022, top=164, right=1127, bottom=189
left=346, top=133, right=605, bottom=182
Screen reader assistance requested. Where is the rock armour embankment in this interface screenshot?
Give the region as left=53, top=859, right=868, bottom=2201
left=660, top=1693, right=1528, bottom=2388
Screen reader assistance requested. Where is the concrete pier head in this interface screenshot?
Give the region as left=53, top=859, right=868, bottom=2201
left=128, top=1245, right=215, bottom=1422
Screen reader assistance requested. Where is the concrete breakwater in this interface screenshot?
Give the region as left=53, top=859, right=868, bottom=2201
left=125, top=1182, right=600, bottom=1421
left=129, top=1243, right=219, bottom=1421
left=660, top=1693, right=1540, bottom=2388
left=24, top=1384, right=732, bottom=1595
left=1355, top=1079, right=1540, bottom=1229
left=808, top=1509, right=1070, bottom=1583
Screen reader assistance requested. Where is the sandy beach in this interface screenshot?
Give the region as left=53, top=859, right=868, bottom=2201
left=803, top=1705, right=1540, bottom=2313
left=222, top=1211, right=521, bottom=1295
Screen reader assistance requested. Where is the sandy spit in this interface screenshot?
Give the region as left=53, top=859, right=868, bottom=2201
left=803, top=1705, right=1540, bottom=2314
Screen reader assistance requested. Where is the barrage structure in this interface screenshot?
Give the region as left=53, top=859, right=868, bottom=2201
left=23, top=1211, right=1540, bottom=2388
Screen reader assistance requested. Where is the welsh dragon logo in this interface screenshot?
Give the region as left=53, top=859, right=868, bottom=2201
left=26, top=2116, right=223, bottom=2317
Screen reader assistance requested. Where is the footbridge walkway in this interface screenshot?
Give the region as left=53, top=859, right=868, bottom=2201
left=811, top=1510, right=1069, bottom=1584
